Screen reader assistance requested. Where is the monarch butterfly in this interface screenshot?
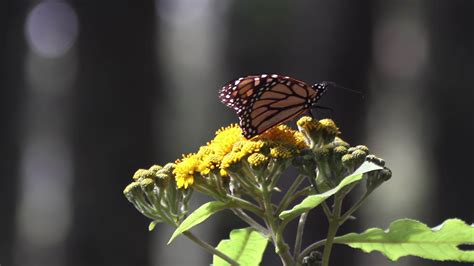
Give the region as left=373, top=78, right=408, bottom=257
left=219, top=74, right=331, bottom=139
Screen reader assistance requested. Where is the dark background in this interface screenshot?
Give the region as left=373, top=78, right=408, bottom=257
left=1, top=1, right=473, bottom=266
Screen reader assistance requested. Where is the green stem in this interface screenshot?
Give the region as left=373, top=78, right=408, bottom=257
left=231, top=208, right=268, bottom=234
left=293, top=212, right=308, bottom=259
left=183, top=231, right=239, bottom=266
left=276, top=174, right=306, bottom=214
left=297, top=239, right=326, bottom=262
left=194, top=182, right=223, bottom=200
left=321, top=193, right=343, bottom=266
left=320, top=201, right=332, bottom=220
left=228, top=171, right=259, bottom=195
left=310, top=185, right=333, bottom=220
left=261, top=183, right=294, bottom=265
left=339, top=189, right=372, bottom=226
left=227, top=194, right=264, bottom=217
left=268, top=162, right=285, bottom=189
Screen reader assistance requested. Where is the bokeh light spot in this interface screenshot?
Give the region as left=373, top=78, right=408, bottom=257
left=25, top=1, right=79, bottom=58
left=373, top=19, right=428, bottom=79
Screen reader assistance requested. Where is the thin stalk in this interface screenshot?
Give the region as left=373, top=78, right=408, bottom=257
left=288, top=186, right=313, bottom=200
left=261, top=183, right=294, bottom=265
left=339, top=190, right=372, bottom=226
left=228, top=171, right=259, bottom=195
left=320, top=201, right=332, bottom=220
left=310, top=185, right=333, bottom=220
left=240, top=162, right=260, bottom=187
left=321, top=193, right=343, bottom=266
left=293, top=212, right=308, bottom=259
left=227, top=194, right=264, bottom=217
left=231, top=208, right=268, bottom=234
left=268, top=162, right=285, bottom=189
left=276, top=174, right=306, bottom=214
left=194, top=183, right=223, bottom=200
left=183, top=231, right=239, bottom=266
left=297, top=239, right=326, bottom=262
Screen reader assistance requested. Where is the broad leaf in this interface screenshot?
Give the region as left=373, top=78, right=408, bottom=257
left=213, top=227, right=268, bottom=266
left=279, top=161, right=382, bottom=220
left=168, top=201, right=228, bottom=244
left=335, top=218, right=474, bottom=262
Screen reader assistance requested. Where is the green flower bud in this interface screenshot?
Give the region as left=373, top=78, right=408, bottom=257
left=297, top=117, right=340, bottom=149
left=319, top=119, right=340, bottom=143
left=355, top=145, right=369, bottom=154
left=153, top=163, right=174, bottom=188
left=123, top=181, right=141, bottom=201
left=366, top=154, right=386, bottom=167
left=333, top=137, right=350, bottom=148
left=149, top=164, right=163, bottom=173
left=123, top=181, right=160, bottom=220
left=155, top=173, right=170, bottom=188
left=314, top=146, right=330, bottom=161
left=302, top=250, right=322, bottom=266
left=366, top=167, right=392, bottom=191
left=333, top=146, right=348, bottom=160
left=140, top=178, right=155, bottom=192
left=351, top=149, right=367, bottom=169
left=132, top=169, right=155, bottom=181
left=341, top=153, right=355, bottom=171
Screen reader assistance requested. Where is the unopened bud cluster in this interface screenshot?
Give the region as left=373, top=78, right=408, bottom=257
left=123, top=163, right=192, bottom=225
left=296, top=116, right=391, bottom=193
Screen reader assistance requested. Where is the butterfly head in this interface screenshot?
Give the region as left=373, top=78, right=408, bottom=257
left=310, top=81, right=332, bottom=105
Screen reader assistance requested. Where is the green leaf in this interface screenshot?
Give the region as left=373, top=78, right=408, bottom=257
left=168, top=201, right=228, bottom=244
left=213, top=228, right=268, bottom=266
left=335, top=218, right=474, bottom=262
left=148, top=219, right=161, bottom=231
left=279, top=161, right=382, bottom=220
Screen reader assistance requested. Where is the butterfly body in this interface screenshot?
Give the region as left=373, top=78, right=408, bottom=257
left=219, top=74, right=329, bottom=139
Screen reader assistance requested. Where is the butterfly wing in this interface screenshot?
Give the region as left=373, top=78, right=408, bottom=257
left=219, top=74, right=321, bottom=138
left=219, top=75, right=261, bottom=112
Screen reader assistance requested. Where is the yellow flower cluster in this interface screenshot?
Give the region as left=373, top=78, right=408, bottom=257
left=173, top=124, right=307, bottom=189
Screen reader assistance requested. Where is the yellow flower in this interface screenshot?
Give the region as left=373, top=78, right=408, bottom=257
left=210, top=124, right=245, bottom=155
left=173, top=123, right=309, bottom=187
left=240, top=141, right=266, bottom=154
left=221, top=151, right=246, bottom=172
left=256, top=124, right=307, bottom=149
left=319, top=119, right=340, bottom=136
left=247, top=153, right=269, bottom=167
left=270, top=145, right=293, bottom=159
left=173, top=153, right=200, bottom=189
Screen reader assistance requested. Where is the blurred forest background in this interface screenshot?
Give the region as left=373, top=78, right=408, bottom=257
left=1, top=0, right=473, bottom=266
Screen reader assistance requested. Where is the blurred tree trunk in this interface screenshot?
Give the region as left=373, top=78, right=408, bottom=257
left=429, top=1, right=474, bottom=222
left=68, top=1, right=157, bottom=265
left=291, top=2, right=372, bottom=266
left=0, top=0, right=24, bottom=265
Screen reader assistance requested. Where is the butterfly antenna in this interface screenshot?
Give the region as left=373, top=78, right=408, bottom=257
left=314, top=105, right=334, bottom=115
left=326, top=82, right=364, bottom=99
